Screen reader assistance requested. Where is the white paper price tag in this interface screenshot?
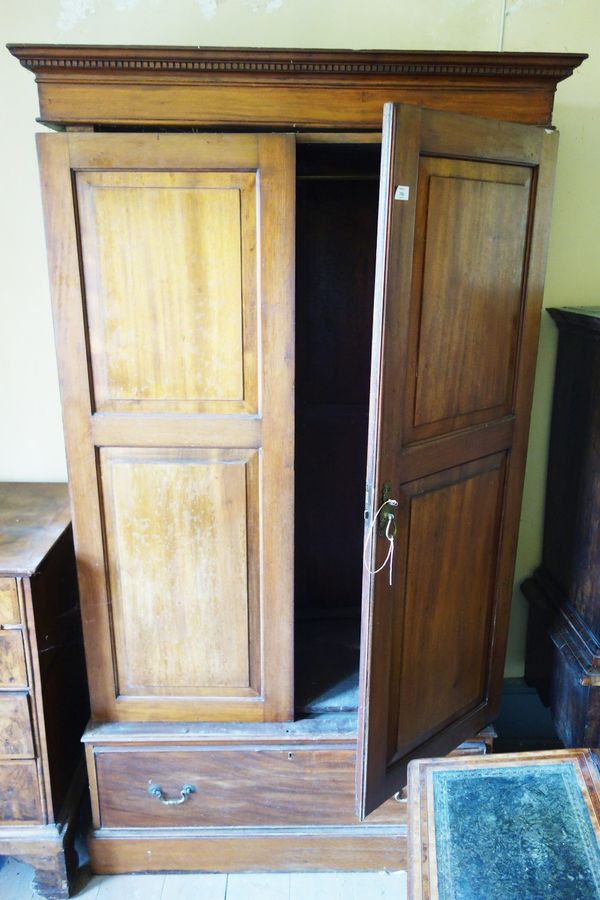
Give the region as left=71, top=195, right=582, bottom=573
left=394, top=185, right=410, bottom=201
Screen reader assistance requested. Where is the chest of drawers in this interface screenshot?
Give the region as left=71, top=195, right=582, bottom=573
left=0, top=483, right=88, bottom=899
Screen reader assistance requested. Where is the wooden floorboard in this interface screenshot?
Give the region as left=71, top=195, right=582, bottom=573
left=290, top=871, right=407, bottom=900
left=162, top=872, right=228, bottom=899
left=0, top=857, right=36, bottom=900
left=0, top=855, right=407, bottom=900
left=225, top=872, right=291, bottom=900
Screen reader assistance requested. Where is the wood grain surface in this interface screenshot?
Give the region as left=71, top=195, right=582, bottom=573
left=9, top=46, right=586, bottom=130
left=88, top=826, right=408, bottom=874
left=100, top=448, right=259, bottom=698
left=0, top=694, right=34, bottom=758
left=94, top=746, right=408, bottom=829
left=0, top=484, right=70, bottom=576
left=77, top=169, right=256, bottom=414
left=0, top=761, right=43, bottom=824
left=408, top=158, right=531, bottom=439
left=0, top=579, right=19, bottom=624
left=20, top=45, right=582, bottom=856
left=37, top=132, right=295, bottom=723
left=0, top=631, right=28, bottom=689
left=357, top=103, right=558, bottom=817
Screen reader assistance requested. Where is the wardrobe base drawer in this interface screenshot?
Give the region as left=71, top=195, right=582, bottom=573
left=92, top=745, right=407, bottom=829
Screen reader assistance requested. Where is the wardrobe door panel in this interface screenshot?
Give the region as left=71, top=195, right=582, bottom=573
left=76, top=170, right=257, bottom=413
left=358, top=104, right=558, bottom=816
left=37, top=133, right=295, bottom=723
left=100, top=448, right=260, bottom=700
left=408, top=158, right=531, bottom=439
left=388, top=455, right=505, bottom=762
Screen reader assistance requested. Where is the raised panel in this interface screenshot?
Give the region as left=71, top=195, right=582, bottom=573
left=408, top=158, right=531, bottom=440
left=100, top=448, right=259, bottom=700
left=0, top=693, right=34, bottom=757
left=0, top=630, right=28, bottom=688
left=0, top=761, right=43, bottom=824
left=76, top=170, right=257, bottom=414
left=0, top=578, right=20, bottom=624
left=389, top=455, right=505, bottom=762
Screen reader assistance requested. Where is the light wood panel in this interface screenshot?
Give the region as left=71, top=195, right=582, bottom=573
left=0, top=484, right=71, bottom=576
left=90, top=414, right=261, bottom=450
left=76, top=170, right=257, bottom=414
left=37, top=132, right=295, bottom=723
left=0, top=579, right=19, bottom=624
left=88, top=825, right=407, bottom=875
left=10, top=46, right=586, bottom=132
left=0, top=631, right=28, bottom=688
left=0, top=693, right=34, bottom=757
left=100, top=448, right=259, bottom=698
left=0, top=761, right=42, bottom=824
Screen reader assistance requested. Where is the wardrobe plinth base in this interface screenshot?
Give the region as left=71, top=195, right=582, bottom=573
left=88, top=824, right=408, bottom=874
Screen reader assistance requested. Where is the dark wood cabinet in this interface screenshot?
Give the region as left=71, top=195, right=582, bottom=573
left=524, top=307, right=600, bottom=747
left=9, top=44, right=585, bottom=873
left=0, top=483, right=89, bottom=898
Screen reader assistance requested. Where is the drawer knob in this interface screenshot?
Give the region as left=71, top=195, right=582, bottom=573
left=147, top=782, right=196, bottom=805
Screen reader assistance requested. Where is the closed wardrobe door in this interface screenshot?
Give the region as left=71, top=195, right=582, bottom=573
left=37, top=133, right=295, bottom=723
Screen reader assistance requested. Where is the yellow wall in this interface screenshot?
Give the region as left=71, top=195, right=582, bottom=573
left=1, top=0, right=598, bottom=675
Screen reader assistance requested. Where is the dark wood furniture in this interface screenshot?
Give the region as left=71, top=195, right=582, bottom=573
left=524, top=307, right=600, bottom=748
left=0, top=483, right=88, bottom=899
left=8, top=44, right=585, bottom=873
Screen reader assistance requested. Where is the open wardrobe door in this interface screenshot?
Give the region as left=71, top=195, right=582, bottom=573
left=356, top=102, right=558, bottom=819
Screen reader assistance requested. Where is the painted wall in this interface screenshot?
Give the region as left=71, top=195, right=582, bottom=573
left=1, top=0, right=598, bottom=676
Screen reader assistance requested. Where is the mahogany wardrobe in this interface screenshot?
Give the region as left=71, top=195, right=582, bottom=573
left=9, top=44, right=585, bottom=873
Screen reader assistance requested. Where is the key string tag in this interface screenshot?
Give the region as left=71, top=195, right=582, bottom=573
left=363, top=497, right=398, bottom=586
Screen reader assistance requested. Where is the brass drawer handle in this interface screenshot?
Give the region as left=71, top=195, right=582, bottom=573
left=147, top=782, right=196, bottom=805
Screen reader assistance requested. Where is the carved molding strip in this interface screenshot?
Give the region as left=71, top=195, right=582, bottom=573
left=12, top=52, right=581, bottom=81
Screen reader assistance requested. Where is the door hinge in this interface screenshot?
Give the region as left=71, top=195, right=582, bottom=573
left=364, top=483, right=372, bottom=521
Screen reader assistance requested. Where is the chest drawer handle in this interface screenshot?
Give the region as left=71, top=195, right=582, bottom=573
left=147, top=783, right=196, bottom=805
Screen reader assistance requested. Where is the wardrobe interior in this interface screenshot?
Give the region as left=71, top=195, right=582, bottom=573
left=294, top=141, right=382, bottom=722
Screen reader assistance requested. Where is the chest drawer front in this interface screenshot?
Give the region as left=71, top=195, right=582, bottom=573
left=0, top=630, right=28, bottom=688
left=0, top=760, right=43, bottom=824
left=0, top=579, right=20, bottom=625
left=0, top=693, right=34, bottom=757
left=95, top=746, right=407, bottom=829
